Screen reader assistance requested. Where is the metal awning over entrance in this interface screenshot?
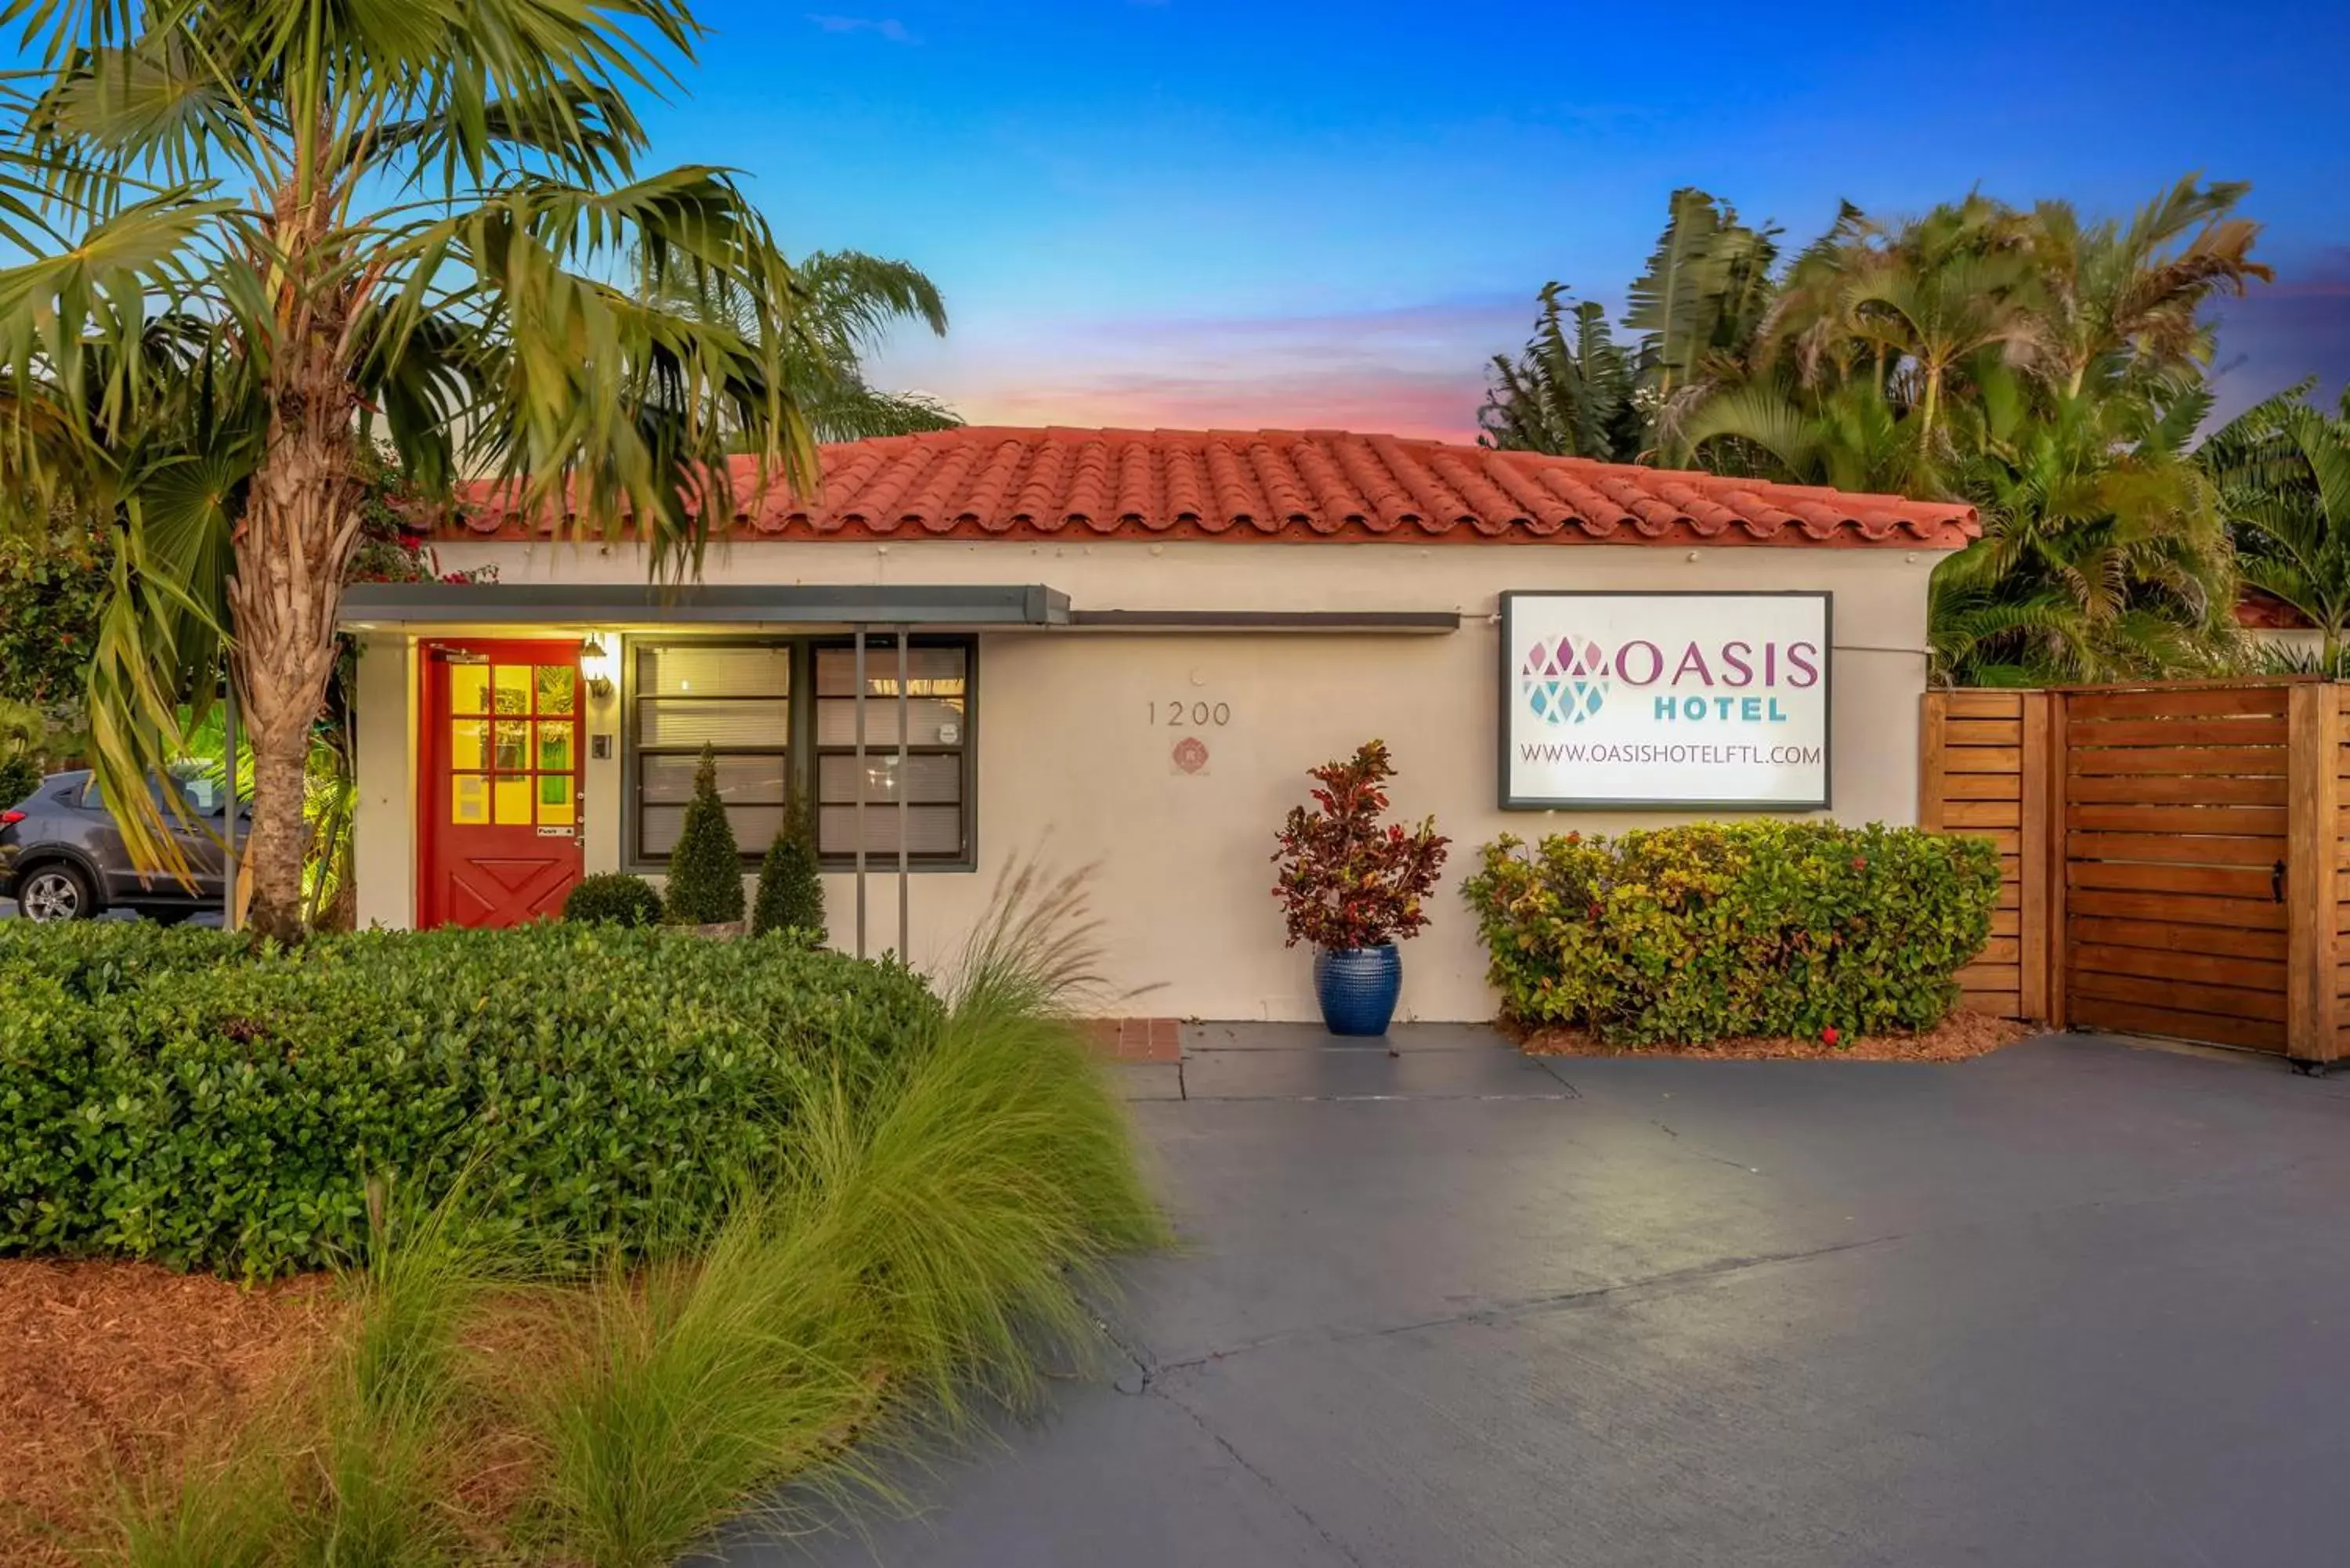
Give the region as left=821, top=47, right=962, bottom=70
left=339, top=581, right=1071, bottom=627
left=355, top=585, right=1064, bottom=964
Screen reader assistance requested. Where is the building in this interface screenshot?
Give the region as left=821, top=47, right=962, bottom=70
left=2236, top=588, right=2332, bottom=667
left=341, top=425, right=1977, bottom=1022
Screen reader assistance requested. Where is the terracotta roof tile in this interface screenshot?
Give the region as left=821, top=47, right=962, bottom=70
left=444, top=426, right=1980, bottom=549
left=2236, top=590, right=2312, bottom=630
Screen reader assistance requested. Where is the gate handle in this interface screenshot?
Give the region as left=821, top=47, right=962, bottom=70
left=2273, top=859, right=2287, bottom=904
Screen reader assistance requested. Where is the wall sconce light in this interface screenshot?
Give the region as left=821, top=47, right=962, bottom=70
left=580, top=634, right=616, bottom=699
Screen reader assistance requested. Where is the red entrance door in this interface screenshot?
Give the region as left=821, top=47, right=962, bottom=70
left=419, top=640, right=585, bottom=927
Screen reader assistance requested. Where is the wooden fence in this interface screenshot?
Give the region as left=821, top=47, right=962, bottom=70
left=1920, top=679, right=2346, bottom=1068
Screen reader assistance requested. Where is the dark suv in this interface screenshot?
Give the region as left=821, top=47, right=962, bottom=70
left=0, top=766, right=244, bottom=922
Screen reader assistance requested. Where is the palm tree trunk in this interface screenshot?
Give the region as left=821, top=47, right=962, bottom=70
left=227, top=354, right=363, bottom=945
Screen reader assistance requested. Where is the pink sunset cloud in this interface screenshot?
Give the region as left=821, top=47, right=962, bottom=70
left=957, top=367, right=1492, bottom=443
left=877, top=296, right=1536, bottom=443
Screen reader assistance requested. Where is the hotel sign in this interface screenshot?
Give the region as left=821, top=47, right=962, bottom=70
left=1499, top=591, right=1831, bottom=810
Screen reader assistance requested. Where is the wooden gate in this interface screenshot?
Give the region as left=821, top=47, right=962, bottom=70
left=1917, top=689, right=2054, bottom=1024
left=1922, top=680, right=2346, bottom=1068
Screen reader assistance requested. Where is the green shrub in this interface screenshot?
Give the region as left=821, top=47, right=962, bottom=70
left=563, top=871, right=663, bottom=927
left=509, top=860, right=1163, bottom=1567
left=750, top=796, right=825, bottom=941
left=103, top=862, right=1166, bottom=1568
left=663, top=742, right=744, bottom=926
left=0, top=919, right=938, bottom=1276
left=0, top=750, right=40, bottom=807
left=1460, top=822, right=2001, bottom=1045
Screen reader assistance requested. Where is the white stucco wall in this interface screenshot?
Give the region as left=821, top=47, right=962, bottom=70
left=360, top=538, right=1941, bottom=1021
left=351, top=634, right=415, bottom=932
left=2250, top=627, right=2326, bottom=663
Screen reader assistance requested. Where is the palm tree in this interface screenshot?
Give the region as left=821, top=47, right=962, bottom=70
left=1950, top=382, right=2236, bottom=683
left=1621, top=187, right=1779, bottom=420
left=1742, top=194, right=2049, bottom=460
left=1477, top=282, right=1640, bottom=460
left=0, top=0, right=822, bottom=941
left=1675, top=379, right=1927, bottom=497
left=1666, top=179, right=2261, bottom=683
left=2204, top=381, right=2350, bottom=667
left=2031, top=175, right=2269, bottom=402
left=1482, top=191, right=1776, bottom=461
left=644, top=247, right=960, bottom=442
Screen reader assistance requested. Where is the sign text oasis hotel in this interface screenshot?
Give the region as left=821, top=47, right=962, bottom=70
left=341, top=428, right=1976, bottom=1022
left=1503, top=591, right=1831, bottom=809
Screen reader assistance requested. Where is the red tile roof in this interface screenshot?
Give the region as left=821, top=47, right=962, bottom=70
left=445, top=427, right=1979, bottom=549
left=2236, top=590, right=2312, bottom=630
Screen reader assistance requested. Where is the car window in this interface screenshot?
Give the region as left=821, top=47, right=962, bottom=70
left=176, top=769, right=226, bottom=815
left=78, top=771, right=228, bottom=816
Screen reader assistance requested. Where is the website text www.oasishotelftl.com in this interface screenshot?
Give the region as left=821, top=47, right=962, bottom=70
left=1515, top=741, right=1824, bottom=768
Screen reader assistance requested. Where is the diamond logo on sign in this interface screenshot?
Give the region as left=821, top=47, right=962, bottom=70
left=1521, top=634, right=1608, bottom=725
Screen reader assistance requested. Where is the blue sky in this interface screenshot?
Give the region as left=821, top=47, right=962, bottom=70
left=13, top=4, right=2340, bottom=439
left=634, top=1, right=2350, bottom=438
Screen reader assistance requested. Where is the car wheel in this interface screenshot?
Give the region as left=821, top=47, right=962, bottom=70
left=18, top=863, right=96, bottom=922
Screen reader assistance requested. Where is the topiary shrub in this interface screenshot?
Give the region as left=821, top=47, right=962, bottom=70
left=1460, top=822, right=2001, bottom=1046
left=662, top=742, right=745, bottom=926
left=0, top=919, right=940, bottom=1275
left=563, top=872, right=663, bottom=927
left=751, top=793, right=826, bottom=941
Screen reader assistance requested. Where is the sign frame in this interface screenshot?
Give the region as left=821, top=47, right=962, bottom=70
left=1496, top=589, right=1834, bottom=813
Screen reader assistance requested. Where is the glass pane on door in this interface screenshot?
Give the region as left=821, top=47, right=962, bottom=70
left=450, top=664, right=489, bottom=716
left=536, top=666, right=576, bottom=716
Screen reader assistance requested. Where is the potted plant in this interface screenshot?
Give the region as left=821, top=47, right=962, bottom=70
left=1272, top=739, right=1450, bottom=1036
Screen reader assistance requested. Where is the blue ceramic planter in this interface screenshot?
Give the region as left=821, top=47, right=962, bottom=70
left=1314, top=945, right=1402, bottom=1036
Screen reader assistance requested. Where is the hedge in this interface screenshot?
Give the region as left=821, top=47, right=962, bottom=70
left=0, top=920, right=939, bottom=1276
left=563, top=871, right=663, bottom=927
left=1460, top=822, right=2001, bottom=1045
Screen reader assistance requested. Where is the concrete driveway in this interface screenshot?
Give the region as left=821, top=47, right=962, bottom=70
left=759, top=1025, right=2350, bottom=1568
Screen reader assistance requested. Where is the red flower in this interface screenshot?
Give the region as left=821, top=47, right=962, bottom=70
left=1849, top=856, right=1867, bottom=872
left=1821, top=1026, right=1840, bottom=1046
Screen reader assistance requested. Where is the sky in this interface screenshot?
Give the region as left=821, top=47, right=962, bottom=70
left=627, top=0, right=2350, bottom=441
left=20, top=4, right=2345, bottom=443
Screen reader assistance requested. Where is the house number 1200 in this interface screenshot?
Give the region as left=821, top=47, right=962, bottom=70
left=1151, top=699, right=1231, bottom=728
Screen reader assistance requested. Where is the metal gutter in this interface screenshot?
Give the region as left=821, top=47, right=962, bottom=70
left=1065, top=609, right=1461, bottom=634
left=339, top=582, right=1072, bottom=627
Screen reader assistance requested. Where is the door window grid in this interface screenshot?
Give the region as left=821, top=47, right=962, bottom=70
left=448, top=659, right=577, bottom=829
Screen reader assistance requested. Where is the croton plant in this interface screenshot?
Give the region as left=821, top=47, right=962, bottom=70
left=1272, top=739, right=1451, bottom=950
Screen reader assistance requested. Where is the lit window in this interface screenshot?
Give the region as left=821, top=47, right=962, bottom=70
left=814, top=638, right=970, bottom=863
left=631, top=644, right=790, bottom=861
left=623, top=637, right=976, bottom=869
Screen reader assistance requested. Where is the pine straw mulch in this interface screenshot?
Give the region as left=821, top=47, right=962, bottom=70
left=0, top=1259, right=342, bottom=1567
left=0, top=1262, right=898, bottom=1568
left=1514, top=1009, right=2038, bottom=1062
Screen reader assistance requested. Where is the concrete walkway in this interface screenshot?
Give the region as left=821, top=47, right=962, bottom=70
left=749, top=1025, right=2350, bottom=1568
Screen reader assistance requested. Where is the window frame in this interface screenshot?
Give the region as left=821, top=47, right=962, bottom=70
left=620, top=632, right=978, bottom=875
left=807, top=633, right=978, bottom=873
